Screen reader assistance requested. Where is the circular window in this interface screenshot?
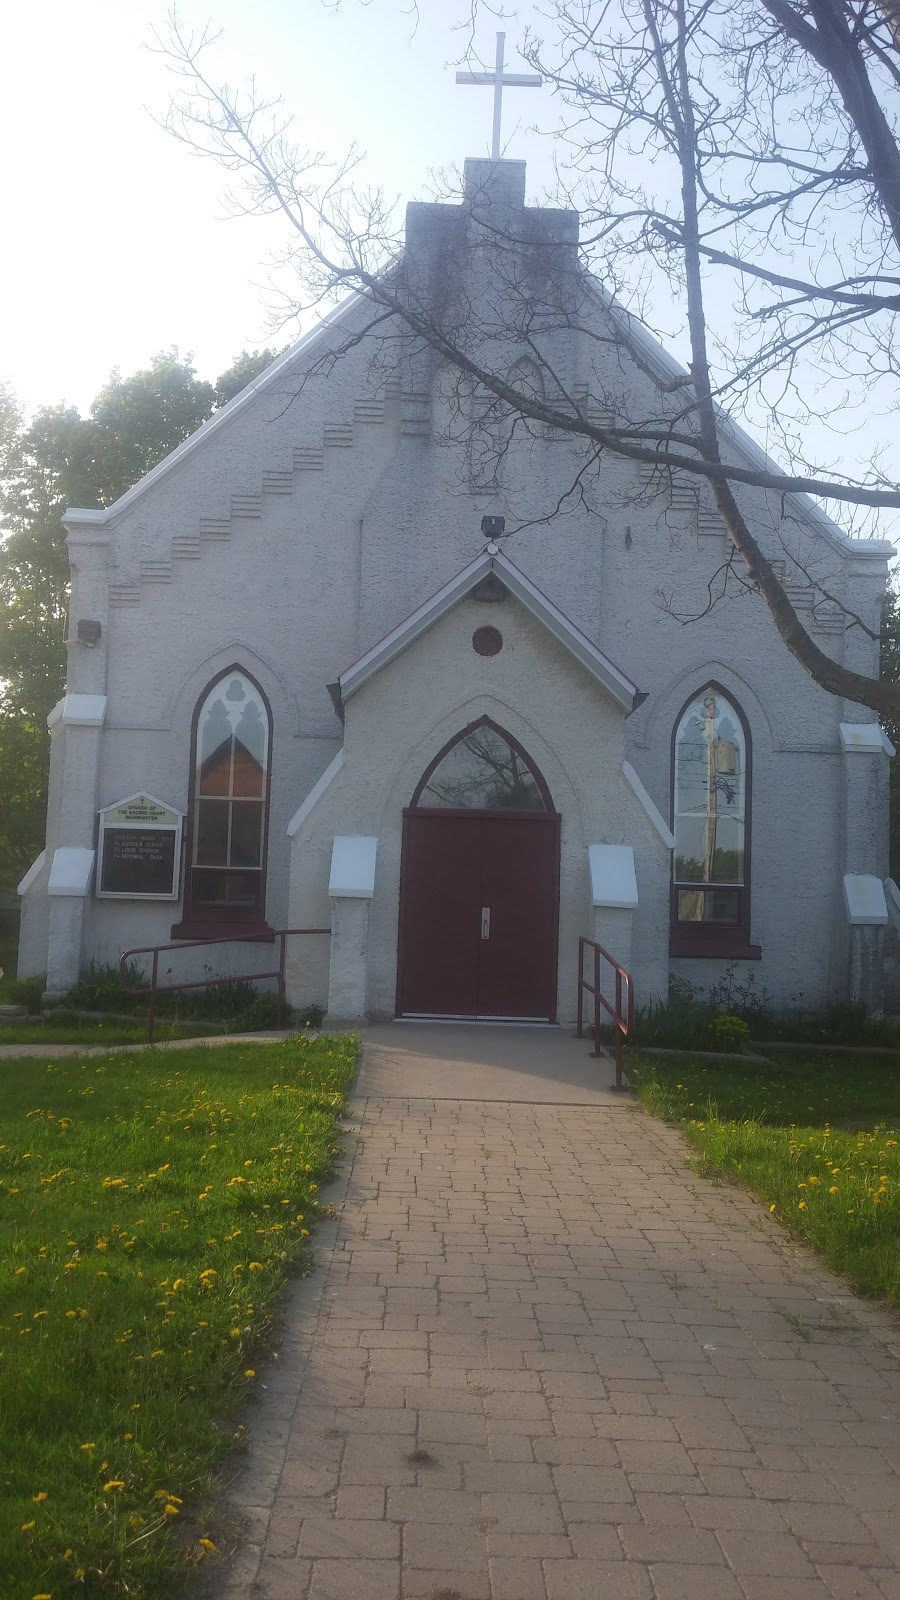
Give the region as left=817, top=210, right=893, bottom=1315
left=473, top=626, right=503, bottom=657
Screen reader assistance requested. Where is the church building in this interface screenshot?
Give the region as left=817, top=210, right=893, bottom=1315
left=17, top=155, right=897, bottom=1023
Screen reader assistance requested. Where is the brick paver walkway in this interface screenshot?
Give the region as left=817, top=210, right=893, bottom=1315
left=221, top=1028, right=900, bottom=1600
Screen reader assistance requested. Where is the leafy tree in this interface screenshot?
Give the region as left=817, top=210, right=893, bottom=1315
left=88, top=350, right=216, bottom=506
left=215, top=347, right=282, bottom=407
left=156, top=1, right=900, bottom=712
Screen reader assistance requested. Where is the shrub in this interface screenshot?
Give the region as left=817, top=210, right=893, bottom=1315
left=6, top=974, right=45, bottom=1014
left=64, top=960, right=147, bottom=1013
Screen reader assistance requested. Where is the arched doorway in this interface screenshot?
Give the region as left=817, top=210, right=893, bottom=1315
left=396, top=719, right=560, bottom=1019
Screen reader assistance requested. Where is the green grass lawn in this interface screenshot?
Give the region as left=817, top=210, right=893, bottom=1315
left=0, top=1019, right=222, bottom=1048
left=0, top=1035, right=356, bottom=1600
left=629, top=1050, right=900, bottom=1308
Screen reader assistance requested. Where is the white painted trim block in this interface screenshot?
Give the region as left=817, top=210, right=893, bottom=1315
left=839, top=722, right=895, bottom=757
left=329, top=835, right=378, bottom=899
left=288, top=751, right=345, bottom=837
left=48, top=847, right=96, bottom=897
left=61, top=694, right=108, bottom=728
left=622, top=762, right=675, bottom=849
left=843, top=874, right=888, bottom=925
left=589, top=844, right=638, bottom=909
left=17, top=850, right=46, bottom=896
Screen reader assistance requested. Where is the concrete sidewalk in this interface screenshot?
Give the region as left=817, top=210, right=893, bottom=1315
left=220, top=1023, right=900, bottom=1600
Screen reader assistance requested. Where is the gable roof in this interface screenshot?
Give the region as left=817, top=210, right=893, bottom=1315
left=334, top=549, right=643, bottom=715
left=61, top=189, right=892, bottom=569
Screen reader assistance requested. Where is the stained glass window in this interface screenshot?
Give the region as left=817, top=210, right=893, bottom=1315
left=190, top=673, right=270, bottom=912
left=673, top=691, right=746, bottom=926
left=415, top=724, right=547, bottom=811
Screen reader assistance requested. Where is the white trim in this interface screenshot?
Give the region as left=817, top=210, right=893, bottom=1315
left=843, top=874, right=888, bottom=925
left=839, top=722, right=895, bottom=757
left=98, top=791, right=183, bottom=820
left=589, top=844, right=638, bottom=909
left=61, top=694, right=108, bottom=728
left=329, top=835, right=378, bottom=898
left=48, top=846, right=95, bottom=897
left=287, top=750, right=345, bottom=837
left=17, top=850, right=46, bottom=896
left=338, top=550, right=639, bottom=713
left=622, top=761, right=675, bottom=849
left=61, top=292, right=365, bottom=530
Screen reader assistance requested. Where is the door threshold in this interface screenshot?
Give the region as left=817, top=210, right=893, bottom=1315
left=395, top=1014, right=558, bottom=1027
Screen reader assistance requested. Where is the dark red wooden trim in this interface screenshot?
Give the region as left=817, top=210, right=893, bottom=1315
left=668, top=681, right=760, bottom=959
left=171, top=663, right=274, bottom=941
left=409, top=716, right=556, bottom=812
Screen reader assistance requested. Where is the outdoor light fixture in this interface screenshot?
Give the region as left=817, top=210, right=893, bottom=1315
left=76, top=619, right=102, bottom=647
left=481, top=515, right=506, bottom=538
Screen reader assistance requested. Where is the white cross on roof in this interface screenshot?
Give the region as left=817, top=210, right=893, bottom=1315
left=456, top=32, right=542, bottom=162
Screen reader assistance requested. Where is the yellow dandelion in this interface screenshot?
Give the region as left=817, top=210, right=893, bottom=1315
left=244, top=1368, right=256, bottom=1378
left=128, top=1513, right=144, bottom=1530
left=79, top=1443, right=95, bottom=1451
left=21, top=1521, right=35, bottom=1532
left=828, top=1185, right=839, bottom=1193
left=103, top=1480, right=125, bottom=1492
left=798, top=1201, right=807, bottom=1209
left=199, top=1537, right=217, bottom=1552
left=32, top=1492, right=48, bottom=1503
left=163, top=1502, right=180, bottom=1517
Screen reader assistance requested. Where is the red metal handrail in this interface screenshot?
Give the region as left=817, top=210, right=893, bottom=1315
left=118, top=927, right=330, bottom=1043
left=576, top=935, right=634, bottom=1091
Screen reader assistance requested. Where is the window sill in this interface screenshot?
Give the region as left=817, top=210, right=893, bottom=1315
left=170, top=918, right=274, bottom=944
left=670, top=929, right=761, bottom=960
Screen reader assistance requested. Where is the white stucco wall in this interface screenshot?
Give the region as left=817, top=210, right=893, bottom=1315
left=19, top=157, right=892, bottom=1019
left=288, top=594, right=671, bottom=1021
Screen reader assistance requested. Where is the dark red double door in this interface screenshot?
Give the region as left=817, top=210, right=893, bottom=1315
left=396, top=811, right=560, bottom=1020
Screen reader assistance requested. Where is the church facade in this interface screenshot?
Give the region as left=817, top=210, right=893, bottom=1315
left=18, top=159, right=897, bottom=1022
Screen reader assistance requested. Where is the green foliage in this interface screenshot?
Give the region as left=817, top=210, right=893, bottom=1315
left=0, top=713, right=50, bottom=884
left=708, top=1013, right=751, bottom=1050
left=631, top=968, right=900, bottom=1049
left=629, top=1051, right=900, bottom=1307
left=0, top=1036, right=356, bottom=1599
left=87, top=351, right=215, bottom=506
left=214, top=348, right=281, bottom=408
left=63, top=962, right=148, bottom=1015
left=57, top=962, right=323, bottom=1035
left=6, top=974, right=45, bottom=1014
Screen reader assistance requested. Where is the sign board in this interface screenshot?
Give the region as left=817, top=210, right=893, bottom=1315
left=97, top=792, right=183, bottom=900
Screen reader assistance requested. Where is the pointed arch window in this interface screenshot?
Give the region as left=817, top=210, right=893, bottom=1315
left=174, top=669, right=272, bottom=935
left=671, top=687, right=760, bottom=958
left=411, top=719, right=552, bottom=812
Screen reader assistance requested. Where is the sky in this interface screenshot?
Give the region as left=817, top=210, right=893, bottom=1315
left=0, top=0, right=558, bottom=415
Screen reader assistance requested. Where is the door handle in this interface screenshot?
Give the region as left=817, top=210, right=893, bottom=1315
left=481, top=906, right=491, bottom=940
